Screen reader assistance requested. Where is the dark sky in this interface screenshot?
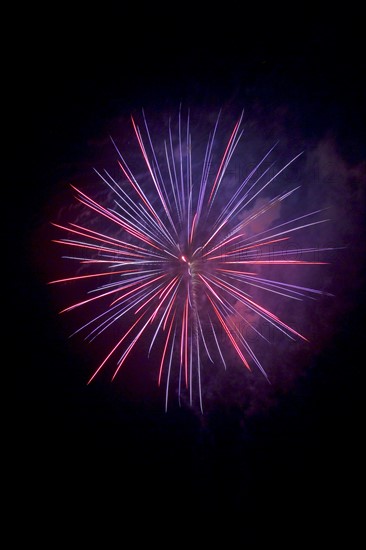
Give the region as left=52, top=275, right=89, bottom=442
left=12, top=12, right=365, bottom=540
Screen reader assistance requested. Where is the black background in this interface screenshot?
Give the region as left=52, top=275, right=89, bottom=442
left=11, top=9, right=365, bottom=540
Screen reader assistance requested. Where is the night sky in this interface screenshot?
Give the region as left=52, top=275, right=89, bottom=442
left=12, top=12, right=365, bottom=540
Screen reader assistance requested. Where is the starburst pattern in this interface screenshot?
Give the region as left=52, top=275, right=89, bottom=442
left=50, top=107, right=331, bottom=412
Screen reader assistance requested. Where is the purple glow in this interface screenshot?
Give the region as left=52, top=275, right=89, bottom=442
left=49, top=107, right=336, bottom=412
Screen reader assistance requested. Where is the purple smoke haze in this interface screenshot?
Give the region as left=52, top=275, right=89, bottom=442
left=37, top=104, right=365, bottom=418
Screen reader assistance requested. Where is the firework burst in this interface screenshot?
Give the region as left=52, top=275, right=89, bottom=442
left=50, top=107, right=331, bottom=412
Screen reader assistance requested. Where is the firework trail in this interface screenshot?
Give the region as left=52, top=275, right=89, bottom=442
left=50, top=107, right=331, bottom=412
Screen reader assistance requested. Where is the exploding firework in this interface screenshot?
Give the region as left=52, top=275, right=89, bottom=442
left=50, top=107, right=331, bottom=412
